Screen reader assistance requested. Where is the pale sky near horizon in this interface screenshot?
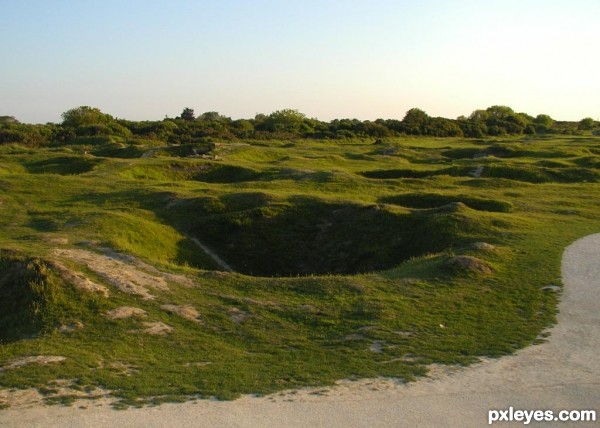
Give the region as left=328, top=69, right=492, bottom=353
left=1, top=0, right=598, bottom=124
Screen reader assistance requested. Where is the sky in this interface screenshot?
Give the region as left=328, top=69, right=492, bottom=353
left=1, top=0, right=598, bottom=124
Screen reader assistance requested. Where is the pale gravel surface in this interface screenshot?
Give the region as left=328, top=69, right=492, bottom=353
left=2, top=233, right=599, bottom=427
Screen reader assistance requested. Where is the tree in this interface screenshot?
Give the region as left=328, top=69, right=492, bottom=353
left=60, top=106, right=131, bottom=139
left=0, top=123, right=54, bottom=146
left=457, top=116, right=484, bottom=138
left=483, top=105, right=528, bottom=135
left=534, top=114, right=554, bottom=127
left=198, top=111, right=229, bottom=122
left=361, top=121, right=392, bottom=138
left=61, top=106, right=113, bottom=128
left=578, top=117, right=595, bottom=130
left=485, top=105, right=515, bottom=119
left=533, top=114, right=554, bottom=133
left=261, top=109, right=308, bottom=133
left=402, top=108, right=430, bottom=135
left=469, top=109, right=490, bottom=122
left=180, top=107, right=195, bottom=121
left=232, top=119, right=254, bottom=137
left=0, top=116, right=19, bottom=125
left=427, top=117, right=463, bottom=137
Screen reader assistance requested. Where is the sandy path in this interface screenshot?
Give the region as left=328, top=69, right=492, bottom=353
left=2, top=233, right=599, bottom=427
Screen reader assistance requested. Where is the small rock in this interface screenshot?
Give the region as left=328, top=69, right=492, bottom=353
left=472, top=242, right=496, bottom=251
left=470, top=166, right=484, bottom=178
left=104, top=306, right=147, bottom=320
left=393, top=330, right=414, bottom=337
left=161, top=304, right=201, bottom=323
left=58, top=321, right=84, bottom=332
left=47, top=236, right=69, bottom=245
left=141, top=322, right=173, bottom=336
left=344, top=333, right=366, bottom=341
left=369, top=341, right=384, bottom=353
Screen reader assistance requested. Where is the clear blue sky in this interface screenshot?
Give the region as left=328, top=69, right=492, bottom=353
left=1, top=0, right=598, bottom=123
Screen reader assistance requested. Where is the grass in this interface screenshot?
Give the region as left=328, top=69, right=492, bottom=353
left=0, top=134, right=599, bottom=407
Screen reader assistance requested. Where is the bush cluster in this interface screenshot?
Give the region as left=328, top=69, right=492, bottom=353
left=0, top=106, right=597, bottom=147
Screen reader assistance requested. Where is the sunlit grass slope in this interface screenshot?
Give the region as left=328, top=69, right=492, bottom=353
left=0, top=134, right=599, bottom=407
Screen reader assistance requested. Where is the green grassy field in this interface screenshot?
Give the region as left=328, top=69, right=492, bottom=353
left=1, top=134, right=599, bottom=407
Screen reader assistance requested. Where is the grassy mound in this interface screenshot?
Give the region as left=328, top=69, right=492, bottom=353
left=380, top=193, right=513, bottom=212
left=362, top=164, right=598, bottom=184
left=0, top=251, right=82, bottom=342
left=360, top=166, right=475, bottom=180
left=482, top=165, right=598, bottom=183
left=361, top=168, right=438, bottom=179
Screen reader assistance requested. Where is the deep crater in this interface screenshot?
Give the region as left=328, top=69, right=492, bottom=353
left=177, top=195, right=485, bottom=277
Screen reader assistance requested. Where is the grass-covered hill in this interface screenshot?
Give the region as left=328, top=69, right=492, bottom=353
left=0, top=134, right=599, bottom=407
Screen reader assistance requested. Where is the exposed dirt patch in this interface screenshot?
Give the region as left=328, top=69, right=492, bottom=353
left=160, top=304, right=202, bottom=323
left=104, top=306, right=147, bottom=320
left=369, top=341, right=385, bottom=353
left=58, top=321, right=84, bottom=333
left=139, top=322, right=173, bottom=336
left=107, top=362, right=139, bottom=376
left=99, top=249, right=196, bottom=287
left=44, top=235, right=69, bottom=245
left=51, top=261, right=109, bottom=297
left=344, top=333, right=366, bottom=341
left=228, top=308, right=251, bottom=323
left=183, top=361, right=212, bottom=367
left=446, top=256, right=494, bottom=275
left=52, top=248, right=171, bottom=300
left=380, top=193, right=512, bottom=213
left=0, top=356, right=66, bottom=372
left=470, top=166, right=484, bottom=178
left=0, top=380, right=109, bottom=410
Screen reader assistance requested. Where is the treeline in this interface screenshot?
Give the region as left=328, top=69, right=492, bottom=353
left=0, top=106, right=597, bottom=147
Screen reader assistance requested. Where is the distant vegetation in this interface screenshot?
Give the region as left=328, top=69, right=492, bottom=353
left=0, top=106, right=598, bottom=147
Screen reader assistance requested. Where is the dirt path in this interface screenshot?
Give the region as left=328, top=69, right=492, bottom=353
left=190, top=237, right=234, bottom=272
left=470, top=165, right=484, bottom=178
left=2, top=233, right=599, bottom=427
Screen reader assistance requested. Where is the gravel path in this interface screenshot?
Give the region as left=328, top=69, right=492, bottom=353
left=2, top=233, right=599, bottom=427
